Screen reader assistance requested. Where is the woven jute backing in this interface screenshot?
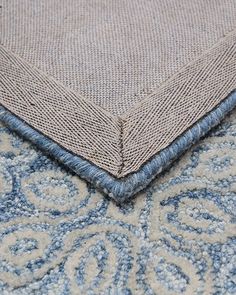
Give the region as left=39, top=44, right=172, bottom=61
left=0, top=0, right=236, bottom=177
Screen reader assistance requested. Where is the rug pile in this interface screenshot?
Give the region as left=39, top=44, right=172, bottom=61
left=0, top=1, right=236, bottom=293
left=0, top=106, right=235, bottom=294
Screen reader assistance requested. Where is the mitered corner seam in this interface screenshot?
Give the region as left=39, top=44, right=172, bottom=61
left=117, top=116, right=125, bottom=177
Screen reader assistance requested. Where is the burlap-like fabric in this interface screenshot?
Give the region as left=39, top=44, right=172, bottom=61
left=0, top=0, right=236, bottom=177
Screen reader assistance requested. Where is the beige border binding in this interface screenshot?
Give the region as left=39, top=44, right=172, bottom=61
left=0, top=30, right=236, bottom=177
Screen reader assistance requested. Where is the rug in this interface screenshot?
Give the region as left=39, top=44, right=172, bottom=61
left=0, top=96, right=236, bottom=294
left=1, top=0, right=236, bottom=200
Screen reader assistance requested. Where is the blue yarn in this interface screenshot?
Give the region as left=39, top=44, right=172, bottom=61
left=1, top=90, right=236, bottom=202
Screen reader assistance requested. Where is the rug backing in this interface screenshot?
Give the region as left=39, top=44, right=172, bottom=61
left=0, top=0, right=236, bottom=177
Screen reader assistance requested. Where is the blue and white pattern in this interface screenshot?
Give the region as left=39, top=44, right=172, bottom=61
left=0, top=108, right=236, bottom=294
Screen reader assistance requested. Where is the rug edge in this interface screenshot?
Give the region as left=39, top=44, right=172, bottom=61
left=1, top=90, right=236, bottom=202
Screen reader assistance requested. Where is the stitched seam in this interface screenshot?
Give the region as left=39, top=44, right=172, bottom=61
left=1, top=90, right=236, bottom=202
left=117, top=117, right=125, bottom=177
left=121, top=31, right=236, bottom=175
left=1, top=29, right=236, bottom=177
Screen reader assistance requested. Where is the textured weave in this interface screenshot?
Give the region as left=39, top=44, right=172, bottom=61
left=0, top=0, right=236, bottom=177
left=0, top=46, right=122, bottom=174
left=122, top=32, right=236, bottom=174
left=0, top=109, right=236, bottom=293
left=1, top=0, right=236, bottom=115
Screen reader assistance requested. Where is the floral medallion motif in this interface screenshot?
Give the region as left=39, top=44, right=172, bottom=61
left=0, top=110, right=236, bottom=294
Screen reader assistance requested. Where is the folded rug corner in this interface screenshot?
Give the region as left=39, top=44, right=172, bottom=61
left=1, top=0, right=236, bottom=201
left=1, top=90, right=236, bottom=202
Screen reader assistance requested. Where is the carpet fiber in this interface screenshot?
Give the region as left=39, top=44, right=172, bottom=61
left=0, top=103, right=235, bottom=294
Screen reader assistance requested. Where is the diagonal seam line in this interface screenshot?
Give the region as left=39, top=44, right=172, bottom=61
left=1, top=28, right=236, bottom=177
left=1, top=28, right=236, bottom=120
left=120, top=30, right=236, bottom=175
left=0, top=45, right=117, bottom=121
left=121, top=27, right=236, bottom=119
left=0, top=45, right=123, bottom=175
